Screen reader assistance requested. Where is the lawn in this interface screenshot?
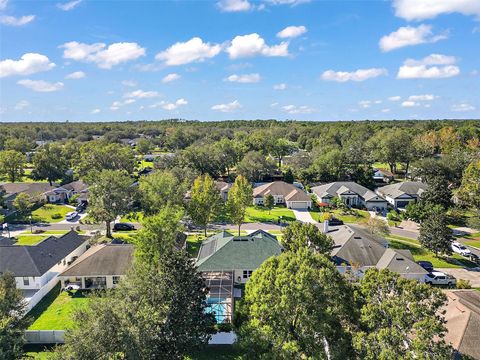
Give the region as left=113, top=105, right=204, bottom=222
left=20, top=229, right=86, bottom=235
left=31, top=204, right=72, bottom=223
left=120, top=211, right=144, bottom=223
left=14, top=235, right=49, bottom=246
left=28, top=284, right=91, bottom=330
left=244, top=206, right=295, bottom=223
left=310, top=209, right=370, bottom=224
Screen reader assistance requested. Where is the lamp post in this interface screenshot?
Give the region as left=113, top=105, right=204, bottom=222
left=29, top=215, right=33, bottom=233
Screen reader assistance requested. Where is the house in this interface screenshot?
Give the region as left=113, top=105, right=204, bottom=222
left=44, top=180, right=88, bottom=204
left=376, top=181, right=427, bottom=209
left=327, top=224, right=427, bottom=281
left=59, top=244, right=134, bottom=290
left=0, top=231, right=89, bottom=310
left=215, top=181, right=232, bottom=201
left=372, top=168, right=394, bottom=183
left=253, top=181, right=312, bottom=209
left=0, top=182, right=57, bottom=209
left=443, top=290, right=480, bottom=360
left=311, top=182, right=388, bottom=211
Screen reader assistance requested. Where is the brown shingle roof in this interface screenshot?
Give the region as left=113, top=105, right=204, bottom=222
left=253, top=181, right=310, bottom=202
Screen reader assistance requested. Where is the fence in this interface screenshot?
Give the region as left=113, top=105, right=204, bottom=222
left=26, top=277, right=60, bottom=312
left=25, top=330, right=65, bottom=344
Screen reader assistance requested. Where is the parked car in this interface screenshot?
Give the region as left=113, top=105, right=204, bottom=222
left=328, top=217, right=344, bottom=226
left=451, top=241, right=472, bottom=256
left=425, top=271, right=456, bottom=287
left=467, top=253, right=480, bottom=265
left=65, top=284, right=80, bottom=291
left=416, top=261, right=434, bottom=273
left=76, top=203, right=87, bottom=213
left=65, top=211, right=78, bottom=221
left=113, top=222, right=135, bottom=231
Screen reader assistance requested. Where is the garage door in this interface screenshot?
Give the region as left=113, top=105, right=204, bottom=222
left=289, top=201, right=310, bottom=209
left=396, top=201, right=411, bottom=208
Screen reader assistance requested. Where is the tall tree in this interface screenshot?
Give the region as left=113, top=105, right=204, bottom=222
left=264, top=194, right=274, bottom=214
left=366, top=217, right=391, bottom=238
left=458, top=160, right=480, bottom=210
left=226, top=175, right=253, bottom=235
left=31, top=143, right=69, bottom=185
left=188, top=175, right=222, bottom=236
left=87, top=170, right=134, bottom=238
left=418, top=208, right=453, bottom=256
left=12, top=193, right=33, bottom=218
left=281, top=221, right=333, bottom=254
left=136, top=138, right=152, bottom=155
left=238, top=248, right=356, bottom=359
left=421, top=176, right=452, bottom=209
left=0, top=272, right=28, bottom=360
left=236, top=151, right=275, bottom=182
left=354, top=268, right=452, bottom=359
left=283, top=168, right=294, bottom=184
left=0, top=150, right=25, bottom=183
left=269, top=138, right=296, bottom=168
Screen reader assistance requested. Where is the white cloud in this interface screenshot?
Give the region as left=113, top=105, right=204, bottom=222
left=0, top=15, right=35, bottom=26
left=57, top=0, right=82, bottom=11
left=217, top=0, right=252, bottom=12
left=282, top=104, right=315, bottom=114
left=124, top=89, right=160, bottom=99
left=211, top=100, right=242, bottom=112
left=266, top=0, right=311, bottom=5
left=14, top=100, right=29, bottom=110
left=122, top=80, right=137, bottom=87
left=277, top=25, right=307, bottom=39
left=381, top=108, right=391, bottom=113
left=388, top=96, right=401, bottom=101
left=273, top=83, right=287, bottom=90
left=451, top=102, right=476, bottom=112
left=162, top=73, right=181, bottom=83
left=91, top=108, right=101, bottom=114
left=379, top=24, right=447, bottom=52
left=124, top=99, right=136, bottom=105
left=397, top=54, right=460, bottom=79
left=358, top=100, right=372, bottom=108
left=61, top=41, right=145, bottom=69
left=65, top=71, right=85, bottom=79
left=226, top=33, right=289, bottom=59
left=408, top=94, right=436, bottom=101
left=155, top=37, right=221, bottom=66
left=0, top=0, right=8, bottom=10
left=161, top=98, right=188, bottom=111
left=321, top=68, right=387, bottom=82
left=393, top=0, right=480, bottom=21
left=402, top=100, right=418, bottom=107
left=17, top=79, right=64, bottom=92
left=0, top=53, right=55, bottom=78
left=225, top=73, right=261, bottom=83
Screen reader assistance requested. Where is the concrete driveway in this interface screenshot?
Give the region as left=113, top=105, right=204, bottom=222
left=293, top=209, right=317, bottom=224
left=439, top=268, right=480, bottom=287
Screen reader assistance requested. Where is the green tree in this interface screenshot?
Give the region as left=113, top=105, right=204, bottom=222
left=354, top=268, right=452, bottom=359
left=236, top=151, right=276, bottom=182
left=421, top=176, right=452, bottom=209
left=0, top=150, right=25, bottom=183
left=12, top=193, right=33, bottom=218
left=366, top=217, right=391, bottom=238
left=239, top=248, right=356, bottom=359
left=0, top=272, right=28, bottom=360
left=188, top=175, right=222, bottom=236
left=281, top=221, right=333, bottom=254
left=418, top=208, right=453, bottom=256
left=269, top=138, right=296, bottom=168
left=3, top=138, right=33, bottom=154
left=31, top=143, right=69, bottom=185
left=136, top=138, right=152, bottom=155
left=283, top=168, right=294, bottom=184
left=226, top=175, right=253, bottom=235
left=87, top=170, right=134, bottom=238
left=264, top=194, right=274, bottom=214
left=458, top=160, right=480, bottom=210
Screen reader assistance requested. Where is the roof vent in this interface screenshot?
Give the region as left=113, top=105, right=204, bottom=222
left=396, top=257, right=404, bottom=261
left=354, top=236, right=362, bottom=239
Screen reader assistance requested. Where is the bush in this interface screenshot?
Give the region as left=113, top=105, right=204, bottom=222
left=215, top=322, right=233, bottom=333
left=68, top=194, right=80, bottom=205
left=32, top=229, right=45, bottom=234
left=387, top=210, right=400, bottom=221
left=51, top=213, right=62, bottom=220
left=320, top=212, right=333, bottom=222
left=456, top=279, right=472, bottom=289
left=466, top=216, right=480, bottom=231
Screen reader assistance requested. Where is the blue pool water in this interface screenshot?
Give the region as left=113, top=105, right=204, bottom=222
left=206, top=297, right=228, bottom=323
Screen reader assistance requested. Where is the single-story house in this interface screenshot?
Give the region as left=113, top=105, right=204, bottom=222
left=44, top=180, right=88, bottom=204
left=253, top=181, right=312, bottom=209
left=59, top=244, right=134, bottom=289
left=372, top=168, right=394, bottom=183
left=311, top=181, right=388, bottom=211
left=0, top=182, right=57, bottom=209
left=215, top=181, right=232, bottom=201
left=376, top=181, right=427, bottom=209
left=0, top=230, right=89, bottom=310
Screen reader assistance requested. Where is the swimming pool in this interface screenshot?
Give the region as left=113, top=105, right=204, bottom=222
left=206, top=297, right=230, bottom=323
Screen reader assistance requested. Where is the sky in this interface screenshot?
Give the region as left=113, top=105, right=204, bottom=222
left=0, top=0, right=479, bottom=122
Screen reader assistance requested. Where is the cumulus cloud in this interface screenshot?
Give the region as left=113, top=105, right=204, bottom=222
left=282, top=104, right=315, bottom=114
left=157, top=98, right=188, bottom=110
left=162, top=73, right=181, bottom=83
left=0, top=15, right=35, bottom=26
left=451, top=102, right=476, bottom=112
left=393, top=0, right=480, bottom=20
left=397, top=54, right=460, bottom=79
left=277, top=25, right=307, bottom=39
left=321, top=68, right=387, bottom=82
left=211, top=100, right=242, bottom=112
left=65, top=71, right=85, bottom=79
left=379, top=24, right=447, bottom=52
left=381, top=109, right=391, bottom=113
left=273, top=83, right=287, bottom=90
left=408, top=94, right=437, bottom=101
left=14, top=100, right=29, bottom=110
left=122, top=80, right=137, bottom=87
left=57, top=0, right=82, bottom=11
left=0, top=53, right=55, bottom=78
left=61, top=41, right=145, bottom=69
left=358, top=100, right=372, bottom=109
left=155, top=37, right=221, bottom=66
left=226, top=33, right=289, bottom=59
left=401, top=100, right=418, bottom=107
left=217, top=0, right=252, bottom=12
left=267, top=0, right=311, bottom=5
left=388, top=96, right=401, bottom=101
left=0, top=0, right=8, bottom=10
left=17, top=79, right=64, bottom=92
left=124, top=89, right=160, bottom=99
left=225, top=73, right=261, bottom=83
left=91, top=108, right=101, bottom=114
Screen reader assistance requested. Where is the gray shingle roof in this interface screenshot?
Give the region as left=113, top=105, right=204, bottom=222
left=253, top=181, right=311, bottom=202
left=311, top=182, right=384, bottom=202
left=0, top=231, right=87, bottom=277
left=376, top=181, right=427, bottom=199
left=376, top=248, right=427, bottom=275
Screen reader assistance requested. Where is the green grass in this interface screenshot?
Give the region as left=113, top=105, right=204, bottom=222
left=28, top=284, right=91, bottom=330
left=31, top=204, right=73, bottom=223
left=186, top=345, right=243, bottom=360
left=137, top=159, right=154, bottom=169
left=14, top=235, right=49, bottom=246
left=120, top=211, right=144, bottom=223
left=310, top=209, right=370, bottom=224
left=244, top=206, right=295, bottom=223
left=463, top=240, right=480, bottom=249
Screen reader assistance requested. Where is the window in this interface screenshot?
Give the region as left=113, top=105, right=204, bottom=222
left=112, top=276, right=121, bottom=285
left=242, top=270, right=253, bottom=279
left=23, top=277, right=30, bottom=286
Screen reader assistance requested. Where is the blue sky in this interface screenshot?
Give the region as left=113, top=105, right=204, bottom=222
left=0, top=0, right=479, bottom=122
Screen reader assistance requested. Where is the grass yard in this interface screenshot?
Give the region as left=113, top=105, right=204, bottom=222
left=310, top=209, right=370, bottom=224
left=244, top=206, right=295, bottom=223
left=32, top=204, right=72, bottom=223
left=463, top=239, right=480, bottom=249
left=28, top=284, right=91, bottom=330
left=120, top=211, right=144, bottom=223
left=14, top=235, right=49, bottom=246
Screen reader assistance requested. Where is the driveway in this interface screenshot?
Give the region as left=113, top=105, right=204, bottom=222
left=438, top=268, right=480, bottom=287
left=292, top=209, right=317, bottom=224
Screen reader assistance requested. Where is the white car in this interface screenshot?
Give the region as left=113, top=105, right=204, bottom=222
left=65, top=211, right=78, bottom=221
left=425, top=271, right=456, bottom=286
left=65, top=284, right=80, bottom=291
left=451, top=241, right=472, bottom=256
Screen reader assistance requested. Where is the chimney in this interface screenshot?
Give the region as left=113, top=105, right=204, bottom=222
left=323, top=220, right=329, bottom=234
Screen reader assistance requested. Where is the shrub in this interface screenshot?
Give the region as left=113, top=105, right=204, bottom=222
left=215, top=322, right=233, bottom=333
left=51, top=213, right=62, bottom=220
left=456, top=279, right=472, bottom=289
left=32, top=229, right=45, bottom=234
left=68, top=194, right=80, bottom=205
left=320, top=212, right=333, bottom=222
left=387, top=210, right=400, bottom=221
left=466, top=216, right=480, bottom=231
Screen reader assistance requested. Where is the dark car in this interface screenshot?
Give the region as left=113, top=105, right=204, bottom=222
left=76, top=203, right=87, bottom=213
left=113, top=223, right=135, bottom=231
left=417, top=261, right=434, bottom=273
left=328, top=217, right=344, bottom=226
left=467, top=253, right=480, bottom=265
